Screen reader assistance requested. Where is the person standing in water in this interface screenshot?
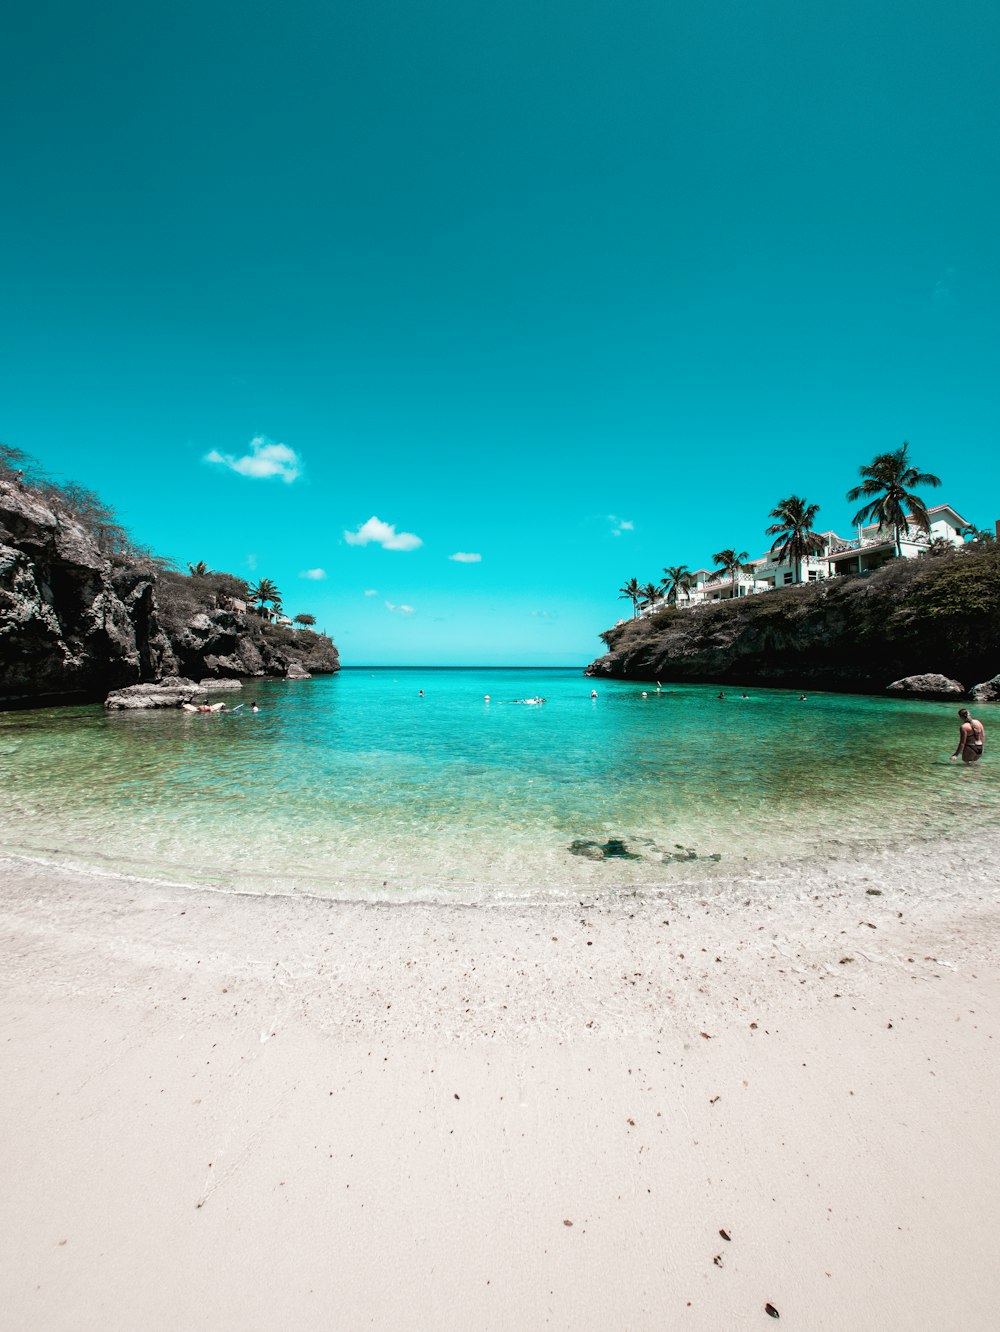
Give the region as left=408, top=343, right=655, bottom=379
left=951, top=707, right=986, bottom=763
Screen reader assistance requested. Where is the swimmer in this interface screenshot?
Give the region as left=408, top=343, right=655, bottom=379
left=717, top=691, right=726, bottom=700
left=591, top=689, right=598, bottom=699
left=951, top=707, right=986, bottom=763
left=741, top=692, right=749, bottom=699
left=251, top=701, right=259, bottom=713
left=484, top=694, right=490, bottom=702
left=798, top=694, right=808, bottom=701
left=419, top=689, right=424, bottom=697
left=641, top=691, right=648, bottom=698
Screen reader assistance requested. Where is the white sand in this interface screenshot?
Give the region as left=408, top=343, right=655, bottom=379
left=1, top=840, right=998, bottom=1331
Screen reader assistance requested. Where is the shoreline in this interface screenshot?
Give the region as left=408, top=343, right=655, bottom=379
left=1, top=839, right=999, bottom=1329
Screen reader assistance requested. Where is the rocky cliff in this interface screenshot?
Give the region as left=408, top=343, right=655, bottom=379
left=586, top=550, right=1000, bottom=695
left=0, top=479, right=339, bottom=707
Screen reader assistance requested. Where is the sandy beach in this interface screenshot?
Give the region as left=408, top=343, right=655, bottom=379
left=1, top=840, right=998, bottom=1331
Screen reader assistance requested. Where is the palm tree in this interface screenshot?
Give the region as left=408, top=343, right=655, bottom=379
left=248, top=578, right=282, bottom=620
left=711, top=548, right=751, bottom=598
left=925, top=536, right=958, bottom=558
left=188, top=560, right=211, bottom=577
left=618, top=577, right=641, bottom=618
left=639, top=581, right=661, bottom=614
left=960, top=524, right=996, bottom=547
left=661, top=565, right=693, bottom=605
left=846, top=442, right=941, bottom=557
left=765, top=496, right=825, bottom=582
left=294, top=613, right=317, bottom=627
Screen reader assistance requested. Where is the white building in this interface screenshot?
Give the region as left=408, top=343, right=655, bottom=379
left=635, top=503, right=970, bottom=615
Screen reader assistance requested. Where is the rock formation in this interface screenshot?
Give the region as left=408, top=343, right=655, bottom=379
left=586, top=550, right=1000, bottom=696
left=105, top=677, right=202, bottom=709
left=886, top=674, right=965, bottom=699
left=970, top=674, right=1000, bottom=703
left=0, top=477, right=339, bottom=707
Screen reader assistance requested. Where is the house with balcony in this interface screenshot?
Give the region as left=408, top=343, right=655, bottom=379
left=662, top=503, right=970, bottom=610
left=822, top=504, right=968, bottom=577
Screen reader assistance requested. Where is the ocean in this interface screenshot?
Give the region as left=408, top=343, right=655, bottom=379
left=1, top=668, right=996, bottom=900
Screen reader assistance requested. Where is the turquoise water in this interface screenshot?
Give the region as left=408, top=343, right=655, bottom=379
left=1, top=669, right=997, bottom=900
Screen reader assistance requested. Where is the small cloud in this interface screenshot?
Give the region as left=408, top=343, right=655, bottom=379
left=363, top=588, right=378, bottom=597
left=531, top=609, right=557, bottom=621
left=448, top=551, right=482, bottom=563
left=204, top=435, right=301, bottom=483
left=245, top=553, right=258, bottom=571
left=385, top=601, right=415, bottom=615
left=608, top=515, right=634, bottom=537
left=344, top=516, right=423, bottom=551
left=299, top=568, right=327, bottom=580
left=932, top=267, right=956, bottom=306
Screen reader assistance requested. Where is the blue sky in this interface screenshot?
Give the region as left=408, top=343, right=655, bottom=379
left=2, top=0, right=998, bottom=665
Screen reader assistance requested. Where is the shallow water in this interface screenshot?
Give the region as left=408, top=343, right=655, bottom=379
left=1, top=669, right=997, bottom=900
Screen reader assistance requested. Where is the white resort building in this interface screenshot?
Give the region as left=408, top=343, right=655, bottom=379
left=639, top=504, right=972, bottom=615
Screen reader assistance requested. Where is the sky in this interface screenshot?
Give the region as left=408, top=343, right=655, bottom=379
left=2, top=0, right=998, bottom=665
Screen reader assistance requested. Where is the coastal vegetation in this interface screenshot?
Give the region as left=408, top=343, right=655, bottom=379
left=765, top=496, right=824, bottom=580
left=846, top=442, right=941, bottom=556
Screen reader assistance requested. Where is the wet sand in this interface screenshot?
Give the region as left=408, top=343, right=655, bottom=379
left=1, top=840, right=998, bottom=1330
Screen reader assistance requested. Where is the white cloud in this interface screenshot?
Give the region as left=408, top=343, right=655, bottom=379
left=448, top=551, right=482, bottom=563
left=204, top=435, right=301, bottom=483
left=933, top=266, right=956, bottom=306
left=363, top=588, right=379, bottom=597
left=385, top=601, right=415, bottom=615
left=245, top=553, right=258, bottom=571
left=531, top=609, right=557, bottom=621
left=344, top=516, right=423, bottom=551
left=299, top=567, right=327, bottom=580
left=609, top=515, right=634, bottom=537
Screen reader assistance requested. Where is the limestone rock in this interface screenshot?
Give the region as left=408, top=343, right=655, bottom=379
left=285, top=660, right=312, bottom=680
left=970, top=674, right=1000, bottom=702
left=198, top=677, right=243, bottom=691
left=105, top=678, right=200, bottom=709
left=886, top=673, right=965, bottom=699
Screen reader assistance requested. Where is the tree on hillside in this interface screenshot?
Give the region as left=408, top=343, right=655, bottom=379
left=960, top=524, right=996, bottom=547
left=639, top=581, right=661, bottom=613
left=765, top=495, right=825, bottom=582
left=926, top=536, right=959, bottom=558
left=248, top=578, right=282, bottom=620
left=846, top=442, right=941, bottom=557
left=294, top=613, right=317, bottom=627
left=711, top=548, right=751, bottom=596
left=661, top=565, right=693, bottom=605
left=618, top=577, right=641, bottom=618
left=188, top=561, right=211, bottom=577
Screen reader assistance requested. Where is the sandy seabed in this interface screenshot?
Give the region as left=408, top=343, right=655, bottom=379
left=0, top=836, right=998, bottom=1332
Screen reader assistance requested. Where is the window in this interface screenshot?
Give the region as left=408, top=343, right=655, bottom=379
left=783, top=572, right=794, bottom=585
left=807, top=570, right=818, bottom=581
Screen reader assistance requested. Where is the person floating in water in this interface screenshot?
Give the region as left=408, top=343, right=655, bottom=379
left=251, top=701, right=259, bottom=713
left=717, top=691, right=725, bottom=700
left=951, top=707, right=985, bottom=763
left=591, top=689, right=598, bottom=699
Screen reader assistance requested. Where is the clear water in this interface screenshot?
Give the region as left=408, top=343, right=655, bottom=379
left=1, top=669, right=997, bottom=901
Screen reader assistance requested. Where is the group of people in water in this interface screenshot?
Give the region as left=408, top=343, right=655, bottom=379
left=181, top=700, right=260, bottom=715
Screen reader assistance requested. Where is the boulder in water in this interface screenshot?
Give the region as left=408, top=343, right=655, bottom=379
left=105, top=677, right=200, bottom=709
left=969, top=674, right=1000, bottom=703
left=886, top=673, right=964, bottom=699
